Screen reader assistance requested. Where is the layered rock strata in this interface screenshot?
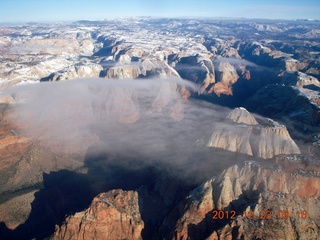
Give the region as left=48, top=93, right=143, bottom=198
left=54, top=190, right=144, bottom=240
left=162, top=161, right=320, bottom=240
left=207, top=108, right=301, bottom=158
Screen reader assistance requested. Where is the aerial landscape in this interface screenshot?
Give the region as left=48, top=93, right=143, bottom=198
left=0, top=0, right=319, bottom=239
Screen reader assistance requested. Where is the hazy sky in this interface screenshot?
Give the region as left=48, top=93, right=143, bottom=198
left=0, top=0, right=319, bottom=22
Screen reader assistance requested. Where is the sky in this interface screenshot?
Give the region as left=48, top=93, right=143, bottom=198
left=0, top=0, right=319, bottom=23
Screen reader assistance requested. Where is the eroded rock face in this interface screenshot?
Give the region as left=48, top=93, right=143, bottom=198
left=207, top=124, right=254, bottom=156
left=106, top=65, right=141, bottom=79
left=226, top=107, right=258, bottom=125
left=170, top=54, right=215, bottom=91
left=75, top=64, right=103, bottom=78
left=104, top=59, right=180, bottom=79
left=52, top=159, right=320, bottom=240
left=200, top=57, right=255, bottom=97
left=207, top=108, right=300, bottom=159
left=163, top=161, right=320, bottom=240
left=54, top=190, right=144, bottom=240
left=283, top=59, right=309, bottom=72
left=251, top=121, right=301, bottom=159
left=162, top=180, right=215, bottom=240
left=213, top=61, right=239, bottom=96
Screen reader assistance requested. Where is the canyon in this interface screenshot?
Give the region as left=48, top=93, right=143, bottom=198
left=0, top=18, right=319, bottom=239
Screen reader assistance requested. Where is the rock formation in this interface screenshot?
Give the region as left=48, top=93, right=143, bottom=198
left=226, top=107, right=258, bottom=125
left=106, top=64, right=141, bottom=79
left=55, top=160, right=320, bottom=240
left=213, top=61, right=239, bottom=96
left=251, top=120, right=301, bottom=159
left=207, top=124, right=254, bottom=156
left=283, top=59, right=309, bottom=72
left=207, top=108, right=301, bottom=158
left=169, top=54, right=215, bottom=92
left=54, top=190, right=144, bottom=240
left=161, top=161, right=320, bottom=240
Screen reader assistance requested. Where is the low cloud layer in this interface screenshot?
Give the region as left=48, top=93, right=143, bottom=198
left=1, top=77, right=256, bottom=182
left=1, top=76, right=309, bottom=188
left=3, top=78, right=213, bottom=144
left=213, top=57, right=266, bottom=69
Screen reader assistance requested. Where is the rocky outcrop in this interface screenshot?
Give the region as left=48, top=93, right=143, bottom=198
left=226, top=107, right=258, bottom=125
left=207, top=108, right=300, bottom=158
left=251, top=120, right=301, bottom=159
left=207, top=124, right=254, bottom=156
left=170, top=54, right=215, bottom=92
left=283, top=59, right=309, bottom=72
left=43, top=64, right=103, bottom=81
left=104, top=59, right=180, bottom=79
left=213, top=61, right=239, bottom=95
left=75, top=64, right=103, bottom=78
left=0, top=190, right=37, bottom=230
left=140, top=59, right=180, bottom=79
left=52, top=159, right=320, bottom=240
left=106, top=65, right=141, bottom=79
left=204, top=38, right=241, bottom=59
left=210, top=82, right=233, bottom=96
left=54, top=190, right=144, bottom=240
left=162, top=161, right=320, bottom=240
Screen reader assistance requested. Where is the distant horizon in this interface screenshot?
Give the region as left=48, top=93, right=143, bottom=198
left=0, top=0, right=319, bottom=23
left=0, top=16, right=319, bottom=25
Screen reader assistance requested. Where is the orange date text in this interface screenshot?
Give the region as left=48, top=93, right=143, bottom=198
left=242, top=210, right=308, bottom=220
left=212, top=210, right=236, bottom=220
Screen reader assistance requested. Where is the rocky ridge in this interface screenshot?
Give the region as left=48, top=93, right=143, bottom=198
left=169, top=161, right=320, bottom=240
left=53, top=160, right=320, bottom=240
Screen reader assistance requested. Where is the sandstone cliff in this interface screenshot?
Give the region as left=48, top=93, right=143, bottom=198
left=283, top=59, right=309, bottom=72
left=54, top=190, right=144, bottom=240
left=212, top=61, right=239, bottom=96
left=207, top=124, right=254, bottom=156
left=106, top=65, right=141, bottom=79
left=226, top=107, right=258, bottom=125
left=162, top=161, right=320, bottom=240
left=169, top=54, right=215, bottom=92
left=52, top=158, right=320, bottom=240
left=207, top=108, right=301, bottom=158
left=251, top=121, right=301, bottom=159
